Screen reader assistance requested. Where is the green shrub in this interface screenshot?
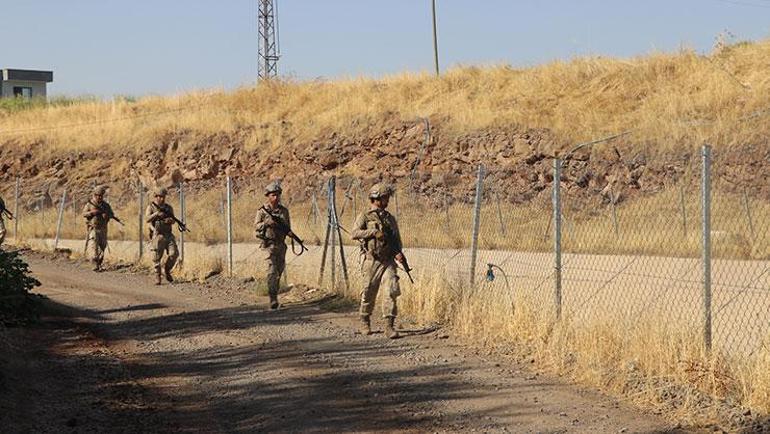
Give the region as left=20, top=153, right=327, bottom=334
left=0, top=250, right=41, bottom=325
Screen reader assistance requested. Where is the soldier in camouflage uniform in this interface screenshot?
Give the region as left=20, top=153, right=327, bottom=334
left=352, top=183, right=405, bottom=339
left=254, top=181, right=290, bottom=310
left=82, top=186, right=115, bottom=271
left=145, top=187, right=180, bottom=285
left=0, top=196, right=8, bottom=248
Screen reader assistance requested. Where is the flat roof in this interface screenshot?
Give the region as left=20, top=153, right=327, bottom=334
left=1, top=69, right=54, bottom=82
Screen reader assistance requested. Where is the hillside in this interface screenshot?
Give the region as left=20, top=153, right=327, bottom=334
left=1, top=39, right=770, bottom=205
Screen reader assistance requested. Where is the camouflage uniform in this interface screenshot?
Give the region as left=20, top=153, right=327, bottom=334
left=0, top=197, right=7, bottom=247
left=254, top=181, right=290, bottom=308
left=82, top=186, right=114, bottom=271
left=145, top=188, right=179, bottom=284
left=352, top=184, right=403, bottom=338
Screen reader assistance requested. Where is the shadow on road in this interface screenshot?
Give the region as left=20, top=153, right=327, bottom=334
left=29, top=297, right=554, bottom=433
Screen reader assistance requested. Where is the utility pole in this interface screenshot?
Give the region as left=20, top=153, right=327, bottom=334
left=432, top=0, right=440, bottom=76
left=258, top=0, right=280, bottom=80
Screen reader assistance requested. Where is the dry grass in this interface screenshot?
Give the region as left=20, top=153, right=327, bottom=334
left=396, top=275, right=770, bottom=426
left=11, top=180, right=768, bottom=262
left=2, top=40, right=770, bottom=154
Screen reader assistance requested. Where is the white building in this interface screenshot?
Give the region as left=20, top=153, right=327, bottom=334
left=0, top=69, right=54, bottom=99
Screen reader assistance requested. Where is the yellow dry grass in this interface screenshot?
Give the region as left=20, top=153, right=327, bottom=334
left=11, top=180, right=768, bottom=263
left=2, top=39, right=770, bottom=153
left=396, top=275, right=770, bottom=426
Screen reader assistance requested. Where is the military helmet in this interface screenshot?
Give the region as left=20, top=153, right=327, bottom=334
left=369, top=183, right=393, bottom=200
left=92, top=185, right=107, bottom=196
left=264, top=181, right=282, bottom=196
left=153, top=187, right=168, bottom=197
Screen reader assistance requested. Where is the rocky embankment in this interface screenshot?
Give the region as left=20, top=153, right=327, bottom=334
left=1, top=117, right=768, bottom=208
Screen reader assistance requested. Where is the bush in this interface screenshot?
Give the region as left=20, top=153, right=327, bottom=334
left=0, top=250, right=41, bottom=325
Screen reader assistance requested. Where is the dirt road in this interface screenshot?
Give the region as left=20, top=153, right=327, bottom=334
left=0, top=253, right=685, bottom=433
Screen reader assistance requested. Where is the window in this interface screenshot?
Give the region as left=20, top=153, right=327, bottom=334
left=13, top=87, right=32, bottom=99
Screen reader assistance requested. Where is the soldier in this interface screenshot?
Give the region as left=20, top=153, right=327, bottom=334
left=145, top=187, right=180, bottom=285
left=82, top=186, right=116, bottom=271
left=352, top=183, right=407, bottom=339
left=0, top=195, right=9, bottom=248
left=254, top=181, right=290, bottom=310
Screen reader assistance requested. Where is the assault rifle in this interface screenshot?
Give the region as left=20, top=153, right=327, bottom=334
left=372, top=209, right=414, bottom=284
left=151, top=202, right=190, bottom=233
left=0, top=201, right=13, bottom=220
left=88, top=200, right=124, bottom=226
left=261, top=206, right=308, bottom=255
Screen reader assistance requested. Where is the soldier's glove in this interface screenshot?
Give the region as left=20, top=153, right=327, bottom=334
left=163, top=217, right=175, bottom=224
left=374, top=230, right=385, bottom=240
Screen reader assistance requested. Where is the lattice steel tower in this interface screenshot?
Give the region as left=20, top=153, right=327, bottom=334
left=257, top=0, right=280, bottom=80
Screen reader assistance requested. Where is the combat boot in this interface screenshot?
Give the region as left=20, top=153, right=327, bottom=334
left=359, top=315, right=372, bottom=335
left=164, top=267, right=174, bottom=283
left=269, top=295, right=279, bottom=310
left=384, top=317, right=400, bottom=339
left=155, top=270, right=162, bottom=286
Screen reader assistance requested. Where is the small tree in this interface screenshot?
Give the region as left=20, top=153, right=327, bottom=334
left=0, top=250, right=41, bottom=325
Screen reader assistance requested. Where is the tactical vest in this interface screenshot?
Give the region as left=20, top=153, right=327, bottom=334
left=360, top=209, right=399, bottom=261
left=150, top=203, right=175, bottom=237
left=256, top=205, right=289, bottom=248
left=85, top=201, right=112, bottom=230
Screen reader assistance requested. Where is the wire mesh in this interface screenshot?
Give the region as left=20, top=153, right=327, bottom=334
left=559, top=153, right=705, bottom=343
left=3, top=144, right=768, bottom=360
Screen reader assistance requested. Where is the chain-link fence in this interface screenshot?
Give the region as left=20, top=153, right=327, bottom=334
left=2, top=144, right=768, bottom=360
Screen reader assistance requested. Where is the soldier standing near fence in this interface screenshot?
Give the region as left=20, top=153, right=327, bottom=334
left=0, top=195, right=9, bottom=248
left=82, top=186, right=116, bottom=272
left=352, top=183, right=406, bottom=339
left=254, top=181, right=290, bottom=310
left=146, top=187, right=180, bottom=285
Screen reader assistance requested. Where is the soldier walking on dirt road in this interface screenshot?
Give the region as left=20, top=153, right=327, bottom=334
left=146, top=187, right=181, bottom=285
left=254, top=181, right=292, bottom=310
left=82, top=186, right=119, bottom=272
left=352, top=183, right=408, bottom=339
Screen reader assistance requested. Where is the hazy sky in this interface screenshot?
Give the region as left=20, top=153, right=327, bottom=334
left=1, top=0, right=768, bottom=97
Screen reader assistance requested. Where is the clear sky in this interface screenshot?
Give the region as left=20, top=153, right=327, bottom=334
left=1, top=0, right=768, bottom=97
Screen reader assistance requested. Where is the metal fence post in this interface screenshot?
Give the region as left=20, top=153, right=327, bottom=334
left=178, top=182, right=186, bottom=266
left=329, top=177, right=350, bottom=291
left=351, top=184, right=357, bottom=226
left=742, top=188, right=755, bottom=239
left=701, top=145, right=712, bottom=352
left=394, top=187, right=400, bottom=218
left=13, top=177, right=20, bottom=241
left=553, top=158, right=563, bottom=320
left=469, top=164, right=485, bottom=286
left=679, top=185, right=688, bottom=237
left=138, top=181, right=144, bottom=262
left=610, top=191, right=620, bottom=238
left=54, top=188, right=67, bottom=251
left=312, top=192, right=319, bottom=225
left=226, top=176, right=233, bottom=277
left=329, top=178, right=337, bottom=291
left=495, top=192, right=506, bottom=236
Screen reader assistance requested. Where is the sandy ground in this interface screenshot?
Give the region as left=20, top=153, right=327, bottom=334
left=0, top=252, right=691, bottom=433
